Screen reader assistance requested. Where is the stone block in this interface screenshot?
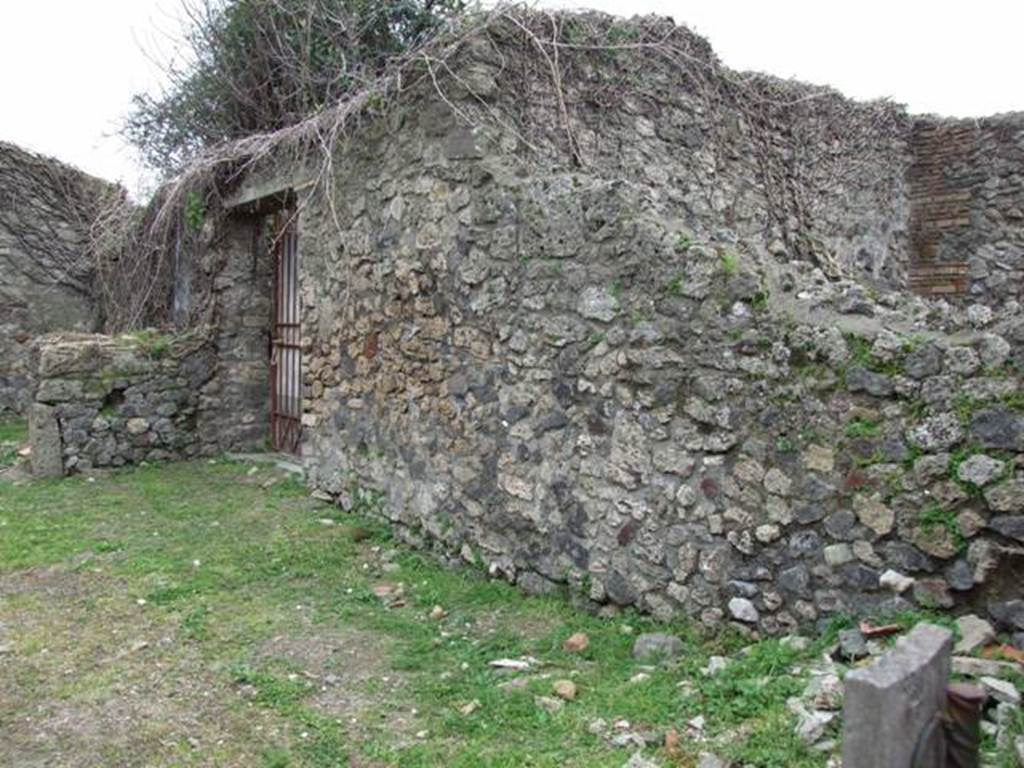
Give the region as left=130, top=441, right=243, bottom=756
left=841, top=623, right=952, bottom=768
left=28, top=403, right=63, bottom=477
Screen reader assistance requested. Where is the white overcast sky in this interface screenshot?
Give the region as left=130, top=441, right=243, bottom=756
left=1, top=1, right=1021, bottom=196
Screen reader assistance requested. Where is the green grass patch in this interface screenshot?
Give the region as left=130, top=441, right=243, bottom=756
left=0, top=417, right=27, bottom=444
left=952, top=393, right=986, bottom=424
left=918, top=503, right=966, bottom=554
left=0, top=417, right=27, bottom=468
left=3, top=459, right=1015, bottom=766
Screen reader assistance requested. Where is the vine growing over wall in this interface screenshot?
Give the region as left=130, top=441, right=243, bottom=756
left=0, top=142, right=117, bottom=322
left=103, top=5, right=912, bottom=331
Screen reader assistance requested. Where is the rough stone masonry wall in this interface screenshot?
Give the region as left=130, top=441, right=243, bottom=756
left=195, top=213, right=274, bottom=453
left=278, top=26, right=1024, bottom=634
left=27, top=205, right=275, bottom=476
left=909, top=114, right=1024, bottom=303
left=0, top=142, right=116, bottom=415
left=29, top=334, right=220, bottom=476
left=455, top=17, right=915, bottom=292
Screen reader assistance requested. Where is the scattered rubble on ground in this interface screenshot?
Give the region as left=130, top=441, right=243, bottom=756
left=631, top=633, right=684, bottom=661
left=360, top=546, right=1024, bottom=765
left=563, top=632, right=590, bottom=653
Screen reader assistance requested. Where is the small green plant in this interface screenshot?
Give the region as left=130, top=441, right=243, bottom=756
left=606, top=23, right=640, bottom=44
left=845, top=333, right=874, bottom=367
left=665, top=276, right=684, bottom=297
left=261, top=747, right=292, bottom=768
left=230, top=664, right=311, bottom=708
left=905, top=398, right=930, bottom=421
left=364, top=91, right=386, bottom=112
left=609, top=280, right=623, bottom=302
left=947, top=445, right=980, bottom=490
left=901, top=444, right=924, bottom=471
left=564, top=17, right=586, bottom=44
left=357, top=443, right=386, bottom=460
left=0, top=444, right=18, bottom=469
left=881, top=468, right=907, bottom=500
left=853, top=449, right=886, bottom=468
left=751, top=289, right=770, bottom=312
left=952, top=393, right=985, bottom=424
left=948, top=444, right=1012, bottom=496
left=582, top=332, right=606, bottom=352
left=129, top=329, right=171, bottom=360
left=795, top=362, right=829, bottom=381
left=950, top=390, right=1024, bottom=425
left=0, top=418, right=27, bottom=469
left=775, top=435, right=795, bottom=453
left=901, top=333, right=930, bottom=354
left=1002, top=390, right=1024, bottom=412
left=184, top=191, right=206, bottom=232
left=799, top=427, right=823, bottom=445
left=181, top=605, right=210, bottom=642
left=844, top=417, right=882, bottom=440
left=675, top=233, right=694, bottom=253
left=919, top=503, right=966, bottom=553
left=843, top=333, right=901, bottom=376
left=720, top=251, right=740, bottom=277
left=348, top=483, right=388, bottom=517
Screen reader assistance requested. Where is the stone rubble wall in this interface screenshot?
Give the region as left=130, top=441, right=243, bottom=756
left=298, top=158, right=1024, bottom=633
left=29, top=334, right=222, bottom=475
left=195, top=215, right=274, bottom=452
left=280, top=26, right=1024, bottom=633
left=909, top=115, right=1024, bottom=303
left=0, top=142, right=117, bottom=415
left=27, top=207, right=274, bottom=476
left=454, top=19, right=915, bottom=294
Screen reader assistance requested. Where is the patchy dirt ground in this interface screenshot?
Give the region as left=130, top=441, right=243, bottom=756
left=0, top=459, right=449, bottom=767
left=0, top=558, right=285, bottom=767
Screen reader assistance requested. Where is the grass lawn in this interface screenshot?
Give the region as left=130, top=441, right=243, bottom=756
left=0, top=458, right=1019, bottom=767
left=0, top=416, right=28, bottom=469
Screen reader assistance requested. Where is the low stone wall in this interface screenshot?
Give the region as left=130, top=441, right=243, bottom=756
left=29, top=333, right=219, bottom=475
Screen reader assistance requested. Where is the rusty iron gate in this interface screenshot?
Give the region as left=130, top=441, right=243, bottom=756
left=270, top=210, right=302, bottom=454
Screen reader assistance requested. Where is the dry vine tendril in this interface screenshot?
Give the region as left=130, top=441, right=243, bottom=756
left=94, top=4, right=908, bottom=332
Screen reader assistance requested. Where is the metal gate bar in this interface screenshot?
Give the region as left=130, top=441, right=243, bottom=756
left=270, top=210, right=302, bottom=454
